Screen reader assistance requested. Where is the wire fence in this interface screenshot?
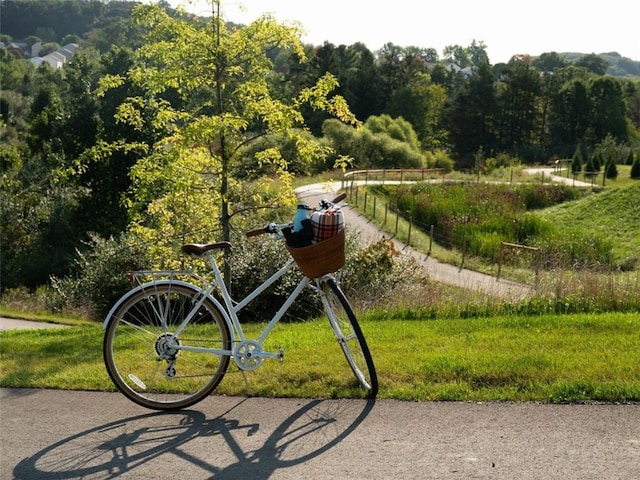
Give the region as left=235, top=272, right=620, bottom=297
left=341, top=168, right=446, bottom=190
left=344, top=180, right=542, bottom=285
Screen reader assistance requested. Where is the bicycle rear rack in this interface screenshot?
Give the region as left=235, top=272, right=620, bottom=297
left=127, top=270, right=208, bottom=288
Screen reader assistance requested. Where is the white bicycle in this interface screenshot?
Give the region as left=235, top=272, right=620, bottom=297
left=102, top=194, right=378, bottom=410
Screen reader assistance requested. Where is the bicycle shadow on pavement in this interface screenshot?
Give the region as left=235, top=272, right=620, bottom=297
left=14, top=397, right=375, bottom=479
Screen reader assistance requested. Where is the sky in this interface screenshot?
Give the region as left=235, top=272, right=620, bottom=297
left=167, top=0, right=640, bottom=64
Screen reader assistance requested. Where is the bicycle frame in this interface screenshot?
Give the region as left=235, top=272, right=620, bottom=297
left=104, top=250, right=319, bottom=368
left=201, top=253, right=314, bottom=357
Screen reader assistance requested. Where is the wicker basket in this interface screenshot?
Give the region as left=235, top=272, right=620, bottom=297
left=287, top=229, right=345, bottom=279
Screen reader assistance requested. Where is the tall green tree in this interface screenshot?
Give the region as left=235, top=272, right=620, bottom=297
left=571, top=146, right=583, bottom=174
left=467, top=39, right=490, bottom=67
left=376, top=43, right=406, bottom=110
left=631, top=154, right=640, bottom=179
left=550, top=77, right=591, bottom=150
left=386, top=72, right=447, bottom=150
left=442, top=44, right=470, bottom=67
left=621, top=79, right=640, bottom=133
left=445, top=62, right=497, bottom=162
left=575, top=53, right=608, bottom=75
left=589, top=76, right=628, bottom=143
left=98, top=2, right=358, bottom=281
left=341, top=43, right=384, bottom=121
left=495, top=59, right=541, bottom=153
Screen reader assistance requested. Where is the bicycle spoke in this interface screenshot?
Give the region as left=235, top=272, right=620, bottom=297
left=104, top=283, right=231, bottom=410
left=116, top=318, right=158, bottom=338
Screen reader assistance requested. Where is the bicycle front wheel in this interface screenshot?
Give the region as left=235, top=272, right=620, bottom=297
left=103, top=282, right=231, bottom=410
left=321, top=278, right=378, bottom=397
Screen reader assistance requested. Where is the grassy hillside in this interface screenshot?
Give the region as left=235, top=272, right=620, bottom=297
left=538, top=183, right=640, bottom=268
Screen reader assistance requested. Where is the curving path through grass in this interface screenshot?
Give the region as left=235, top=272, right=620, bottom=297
left=296, top=167, right=597, bottom=299
left=295, top=182, right=533, bottom=300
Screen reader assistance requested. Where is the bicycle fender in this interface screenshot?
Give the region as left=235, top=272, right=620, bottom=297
left=102, top=279, right=231, bottom=330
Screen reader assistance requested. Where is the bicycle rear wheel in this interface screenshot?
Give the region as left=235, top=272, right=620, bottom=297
left=321, top=277, right=378, bottom=397
left=103, top=282, right=231, bottom=410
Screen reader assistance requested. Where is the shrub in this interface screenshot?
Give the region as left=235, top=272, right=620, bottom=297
left=48, top=233, right=150, bottom=320
left=535, top=230, right=615, bottom=270
left=340, top=235, right=432, bottom=309
left=467, top=231, right=502, bottom=261
left=228, top=229, right=425, bottom=322
left=519, top=184, right=582, bottom=210
left=631, top=154, right=640, bottom=179
left=323, top=118, right=427, bottom=170
left=514, top=214, right=553, bottom=243
left=229, top=230, right=312, bottom=322
left=426, top=149, right=455, bottom=172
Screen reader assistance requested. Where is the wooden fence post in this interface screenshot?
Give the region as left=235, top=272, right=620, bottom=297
left=428, top=225, right=434, bottom=256
left=499, top=241, right=541, bottom=283
left=395, top=207, right=399, bottom=236
left=459, top=237, right=466, bottom=271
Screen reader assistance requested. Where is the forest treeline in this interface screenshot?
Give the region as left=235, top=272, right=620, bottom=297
left=1, top=0, right=639, bottom=317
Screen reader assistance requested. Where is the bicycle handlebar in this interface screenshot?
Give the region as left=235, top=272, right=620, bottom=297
left=246, top=192, right=347, bottom=237
left=323, top=192, right=346, bottom=206
left=246, top=225, right=275, bottom=237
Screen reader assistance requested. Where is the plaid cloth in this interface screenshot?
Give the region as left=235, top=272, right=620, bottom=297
left=311, top=209, right=344, bottom=243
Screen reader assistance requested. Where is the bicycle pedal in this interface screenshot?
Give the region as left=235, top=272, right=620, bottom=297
left=278, top=348, right=284, bottom=362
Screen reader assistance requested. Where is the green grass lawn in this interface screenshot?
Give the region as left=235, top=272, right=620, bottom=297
left=539, top=182, right=640, bottom=267
left=2, top=312, right=639, bottom=403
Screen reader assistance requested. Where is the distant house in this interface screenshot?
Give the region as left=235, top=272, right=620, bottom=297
left=32, top=51, right=65, bottom=68
left=58, top=43, right=77, bottom=60
left=29, top=43, right=79, bottom=69
left=31, top=42, right=43, bottom=57
left=445, top=62, right=462, bottom=73
left=444, top=62, right=474, bottom=77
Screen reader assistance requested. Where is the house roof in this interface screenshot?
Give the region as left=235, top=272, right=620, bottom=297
left=29, top=43, right=79, bottom=69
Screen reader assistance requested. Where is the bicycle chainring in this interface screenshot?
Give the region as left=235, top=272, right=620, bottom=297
left=233, top=340, right=264, bottom=371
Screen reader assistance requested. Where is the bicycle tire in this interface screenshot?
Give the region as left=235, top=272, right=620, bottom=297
left=321, top=278, right=378, bottom=397
left=103, top=282, right=231, bottom=410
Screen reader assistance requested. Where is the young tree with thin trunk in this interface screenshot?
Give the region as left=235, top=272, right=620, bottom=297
left=98, top=2, right=358, bottom=283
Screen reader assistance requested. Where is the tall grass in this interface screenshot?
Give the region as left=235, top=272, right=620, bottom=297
left=539, top=182, right=640, bottom=270
left=349, top=181, right=640, bottom=313
left=366, top=181, right=639, bottom=273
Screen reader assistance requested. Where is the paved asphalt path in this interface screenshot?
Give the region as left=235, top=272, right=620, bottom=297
left=0, top=318, right=71, bottom=331
left=2, top=388, right=640, bottom=479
